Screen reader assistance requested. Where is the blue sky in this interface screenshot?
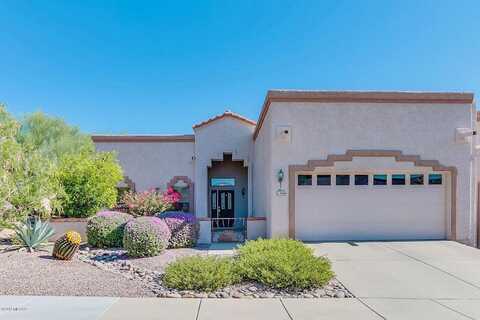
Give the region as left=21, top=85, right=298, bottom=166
left=1, top=1, right=479, bottom=134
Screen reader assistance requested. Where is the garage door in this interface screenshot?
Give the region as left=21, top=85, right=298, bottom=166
left=295, top=172, right=447, bottom=241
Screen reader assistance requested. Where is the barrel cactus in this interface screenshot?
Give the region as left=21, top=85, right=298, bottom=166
left=52, top=231, right=82, bottom=260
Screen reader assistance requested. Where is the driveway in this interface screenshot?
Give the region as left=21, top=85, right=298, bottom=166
left=307, top=240, right=480, bottom=319
left=2, top=241, right=480, bottom=319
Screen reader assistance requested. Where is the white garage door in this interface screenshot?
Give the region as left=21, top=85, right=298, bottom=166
left=295, top=172, right=447, bottom=241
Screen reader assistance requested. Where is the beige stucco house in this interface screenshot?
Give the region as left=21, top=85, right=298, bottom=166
left=93, top=90, right=480, bottom=247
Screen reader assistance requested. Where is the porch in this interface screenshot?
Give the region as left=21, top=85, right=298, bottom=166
left=197, top=217, right=266, bottom=243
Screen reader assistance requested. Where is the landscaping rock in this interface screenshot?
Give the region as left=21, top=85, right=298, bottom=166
left=77, top=247, right=353, bottom=300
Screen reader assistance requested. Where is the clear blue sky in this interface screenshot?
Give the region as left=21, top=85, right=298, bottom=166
left=1, top=1, right=479, bottom=135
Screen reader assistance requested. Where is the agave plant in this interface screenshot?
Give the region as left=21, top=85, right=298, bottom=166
left=13, top=217, right=55, bottom=252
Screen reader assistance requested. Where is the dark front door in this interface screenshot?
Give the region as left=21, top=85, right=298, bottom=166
left=211, top=189, right=234, bottom=228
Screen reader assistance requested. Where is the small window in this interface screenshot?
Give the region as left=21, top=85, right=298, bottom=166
left=410, top=174, right=424, bottom=185
left=317, top=175, right=331, bottom=186
left=298, top=175, right=312, bottom=186
left=354, top=175, right=369, bottom=185
left=336, top=175, right=350, bottom=186
left=392, top=174, right=406, bottom=185
left=429, top=174, right=443, bottom=185
left=373, top=174, right=387, bottom=185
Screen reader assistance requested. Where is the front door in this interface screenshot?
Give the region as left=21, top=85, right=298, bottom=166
left=211, top=189, right=234, bottom=228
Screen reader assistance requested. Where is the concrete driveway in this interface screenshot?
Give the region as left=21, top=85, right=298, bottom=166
left=308, top=240, right=480, bottom=319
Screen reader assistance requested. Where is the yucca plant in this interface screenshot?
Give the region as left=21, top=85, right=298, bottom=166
left=13, top=217, right=55, bottom=252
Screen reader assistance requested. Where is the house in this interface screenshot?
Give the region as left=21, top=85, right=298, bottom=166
left=93, top=90, right=479, bottom=247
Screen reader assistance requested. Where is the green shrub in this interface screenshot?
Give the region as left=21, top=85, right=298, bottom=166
left=123, top=217, right=171, bottom=257
left=163, top=256, right=240, bottom=292
left=58, top=152, right=123, bottom=218
left=236, top=239, right=334, bottom=289
left=0, top=105, right=63, bottom=223
left=86, top=211, right=132, bottom=248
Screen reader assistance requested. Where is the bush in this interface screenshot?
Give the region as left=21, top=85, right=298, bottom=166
left=157, top=211, right=198, bottom=248
left=123, top=216, right=171, bottom=257
left=58, top=152, right=123, bottom=217
left=0, top=105, right=63, bottom=223
left=236, top=239, right=334, bottom=289
left=86, top=211, right=132, bottom=248
left=122, top=188, right=180, bottom=217
left=163, top=256, right=239, bottom=292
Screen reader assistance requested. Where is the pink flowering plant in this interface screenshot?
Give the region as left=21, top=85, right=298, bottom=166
left=122, top=187, right=181, bottom=217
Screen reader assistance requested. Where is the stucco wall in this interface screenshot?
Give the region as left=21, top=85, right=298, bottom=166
left=264, top=101, right=476, bottom=244
left=252, top=111, right=272, bottom=234
left=95, top=141, right=195, bottom=193
left=194, top=117, right=255, bottom=217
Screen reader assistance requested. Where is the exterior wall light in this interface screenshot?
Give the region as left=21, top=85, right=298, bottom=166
left=277, top=169, right=284, bottom=188
left=276, top=169, right=287, bottom=196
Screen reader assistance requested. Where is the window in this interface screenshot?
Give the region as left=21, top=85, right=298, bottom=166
left=336, top=175, right=350, bottom=185
left=392, top=174, right=406, bottom=185
left=298, top=175, right=312, bottom=186
left=317, top=175, right=331, bottom=186
left=373, top=174, right=387, bottom=185
left=355, top=175, right=369, bottom=185
left=211, top=178, right=235, bottom=187
left=173, top=180, right=191, bottom=212
left=410, top=174, right=424, bottom=185
left=429, top=174, right=443, bottom=185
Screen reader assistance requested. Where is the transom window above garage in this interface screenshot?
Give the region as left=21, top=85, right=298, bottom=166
left=429, top=174, right=443, bottom=185
left=336, top=175, right=350, bottom=185
left=373, top=174, right=387, bottom=185
left=297, top=173, right=443, bottom=187
left=297, top=174, right=312, bottom=186
left=317, top=175, right=331, bottom=185
left=354, top=175, right=368, bottom=185
left=410, top=174, right=424, bottom=185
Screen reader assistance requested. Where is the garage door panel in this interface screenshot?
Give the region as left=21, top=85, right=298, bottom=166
left=295, top=185, right=446, bottom=241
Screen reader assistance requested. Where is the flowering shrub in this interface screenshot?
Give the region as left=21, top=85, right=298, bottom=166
left=122, top=188, right=181, bottom=217
left=86, top=211, right=132, bottom=248
left=157, top=211, right=198, bottom=248
left=123, top=216, right=171, bottom=257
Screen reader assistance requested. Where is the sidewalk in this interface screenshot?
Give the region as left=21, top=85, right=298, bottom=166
left=0, top=296, right=375, bottom=320
left=2, top=295, right=479, bottom=320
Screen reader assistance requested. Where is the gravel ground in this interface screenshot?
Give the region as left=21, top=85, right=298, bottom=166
left=79, top=248, right=354, bottom=299
left=0, top=245, right=154, bottom=297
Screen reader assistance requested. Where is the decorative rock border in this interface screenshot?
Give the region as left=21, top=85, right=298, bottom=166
left=77, top=248, right=354, bottom=299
